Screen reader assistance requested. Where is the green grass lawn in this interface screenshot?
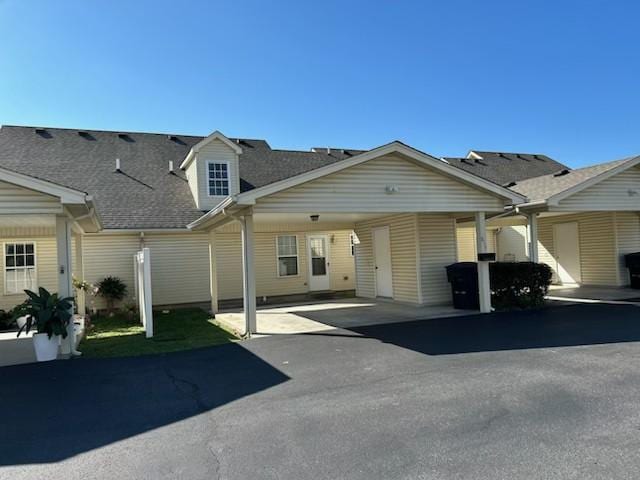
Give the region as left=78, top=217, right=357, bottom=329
left=80, top=308, right=237, bottom=358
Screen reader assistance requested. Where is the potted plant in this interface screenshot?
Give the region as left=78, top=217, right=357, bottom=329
left=96, top=277, right=127, bottom=315
left=15, top=288, right=74, bottom=362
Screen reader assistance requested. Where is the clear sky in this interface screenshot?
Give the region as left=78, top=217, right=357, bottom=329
left=1, top=0, right=638, bottom=167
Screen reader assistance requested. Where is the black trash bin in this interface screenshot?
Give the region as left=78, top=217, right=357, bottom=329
left=445, top=262, right=479, bottom=309
left=624, top=253, right=640, bottom=289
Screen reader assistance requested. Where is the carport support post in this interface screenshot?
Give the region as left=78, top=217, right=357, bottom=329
left=527, top=213, right=539, bottom=263
left=74, top=233, right=86, bottom=316
left=208, top=230, right=219, bottom=315
left=475, top=212, right=492, bottom=313
left=240, top=213, right=257, bottom=335
left=56, top=215, right=78, bottom=356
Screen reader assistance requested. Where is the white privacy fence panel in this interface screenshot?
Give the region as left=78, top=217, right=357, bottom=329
left=134, top=247, right=153, bottom=338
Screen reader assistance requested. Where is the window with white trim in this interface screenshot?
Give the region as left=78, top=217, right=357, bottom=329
left=277, top=235, right=298, bottom=277
left=5, top=242, right=36, bottom=294
left=207, top=162, right=230, bottom=196
left=349, top=232, right=356, bottom=256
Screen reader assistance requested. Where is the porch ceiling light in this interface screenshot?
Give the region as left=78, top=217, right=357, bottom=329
left=310, top=214, right=320, bottom=222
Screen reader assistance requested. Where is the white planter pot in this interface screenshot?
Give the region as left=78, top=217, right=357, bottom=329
left=16, top=315, right=29, bottom=330
left=32, top=333, right=60, bottom=362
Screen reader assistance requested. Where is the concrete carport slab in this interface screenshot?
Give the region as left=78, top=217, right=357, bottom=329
left=214, top=298, right=473, bottom=336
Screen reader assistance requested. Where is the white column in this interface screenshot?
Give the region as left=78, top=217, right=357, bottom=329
left=74, top=233, right=86, bottom=316
left=527, top=213, right=539, bottom=263
left=475, top=212, right=492, bottom=313
left=240, top=214, right=257, bottom=335
left=208, top=230, right=219, bottom=314
left=56, top=216, right=78, bottom=355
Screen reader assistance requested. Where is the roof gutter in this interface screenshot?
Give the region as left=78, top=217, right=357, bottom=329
left=515, top=199, right=548, bottom=210
left=187, top=196, right=238, bottom=230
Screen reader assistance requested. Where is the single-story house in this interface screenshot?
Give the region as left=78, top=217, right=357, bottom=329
left=0, top=125, right=637, bottom=337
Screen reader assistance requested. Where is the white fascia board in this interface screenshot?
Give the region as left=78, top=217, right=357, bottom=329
left=234, top=141, right=527, bottom=205
left=547, top=155, right=640, bottom=206
left=187, top=196, right=237, bottom=230
left=0, top=167, right=88, bottom=204
left=179, top=130, right=243, bottom=170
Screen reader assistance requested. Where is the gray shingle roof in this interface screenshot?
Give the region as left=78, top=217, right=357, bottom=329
left=0, top=126, right=364, bottom=229
left=510, top=156, right=638, bottom=202
left=445, top=151, right=568, bottom=186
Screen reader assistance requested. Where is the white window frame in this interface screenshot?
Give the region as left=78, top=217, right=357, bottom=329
left=275, top=235, right=300, bottom=278
left=349, top=232, right=356, bottom=257
left=3, top=241, right=38, bottom=295
left=206, top=160, right=231, bottom=197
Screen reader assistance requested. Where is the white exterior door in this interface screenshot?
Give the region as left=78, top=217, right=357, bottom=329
left=554, top=222, right=582, bottom=284
left=307, top=235, right=330, bottom=291
left=372, top=226, right=393, bottom=298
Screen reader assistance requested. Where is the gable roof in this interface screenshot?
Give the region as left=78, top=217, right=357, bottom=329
left=445, top=151, right=569, bottom=186
left=0, top=125, right=363, bottom=229
left=189, top=141, right=527, bottom=230
left=511, top=155, right=640, bottom=204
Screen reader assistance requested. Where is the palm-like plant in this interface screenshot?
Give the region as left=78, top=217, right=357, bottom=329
left=15, top=288, right=74, bottom=338
left=96, top=276, right=127, bottom=313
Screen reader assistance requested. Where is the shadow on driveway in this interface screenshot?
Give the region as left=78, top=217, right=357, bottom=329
left=302, top=303, right=640, bottom=355
left=0, top=342, right=289, bottom=466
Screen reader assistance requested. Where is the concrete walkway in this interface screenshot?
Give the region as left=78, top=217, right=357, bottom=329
left=215, top=298, right=473, bottom=336
left=547, top=285, right=640, bottom=304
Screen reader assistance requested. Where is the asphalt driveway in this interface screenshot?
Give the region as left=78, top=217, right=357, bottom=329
left=2, top=303, right=640, bottom=479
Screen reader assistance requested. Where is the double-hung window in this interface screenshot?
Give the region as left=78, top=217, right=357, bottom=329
left=208, top=162, right=229, bottom=196
left=5, top=242, right=36, bottom=294
left=277, top=235, right=298, bottom=277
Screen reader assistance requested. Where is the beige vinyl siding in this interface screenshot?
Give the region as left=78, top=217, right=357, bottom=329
left=186, top=139, right=239, bottom=210
left=537, top=212, right=619, bottom=286
left=83, top=232, right=211, bottom=309
left=255, top=155, right=506, bottom=214
left=215, top=229, right=355, bottom=301
left=0, top=181, right=62, bottom=214
left=418, top=214, right=457, bottom=305
left=614, top=212, right=640, bottom=285
left=83, top=234, right=140, bottom=309
left=496, top=225, right=529, bottom=262
left=143, top=233, right=210, bottom=305
left=353, top=214, right=419, bottom=303
left=455, top=227, right=497, bottom=262
left=557, top=165, right=640, bottom=211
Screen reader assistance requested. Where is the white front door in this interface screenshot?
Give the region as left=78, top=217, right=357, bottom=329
left=307, top=235, right=330, bottom=291
left=372, top=226, right=393, bottom=298
left=554, top=222, right=582, bottom=284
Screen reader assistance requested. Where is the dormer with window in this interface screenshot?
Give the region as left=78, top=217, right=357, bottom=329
left=180, top=131, right=242, bottom=210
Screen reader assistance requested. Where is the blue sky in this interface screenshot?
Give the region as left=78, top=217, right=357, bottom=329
left=0, top=0, right=638, bottom=167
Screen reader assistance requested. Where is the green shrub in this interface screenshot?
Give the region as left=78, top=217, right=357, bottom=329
left=490, top=262, right=553, bottom=310
left=96, top=276, right=128, bottom=312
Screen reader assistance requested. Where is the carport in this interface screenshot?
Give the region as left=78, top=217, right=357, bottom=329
left=190, top=142, right=525, bottom=335
left=0, top=167, right=101, bottom=361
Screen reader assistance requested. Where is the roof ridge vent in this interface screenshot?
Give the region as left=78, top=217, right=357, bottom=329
left=34, top=128, right=52, bottom=138
left=118, top=133, right=134, bottom=142
left=553, top=168, right=570, bottom=177
left=78, top=131, right=95, bottom=140
left=167, top=135, right=186, bottom=146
